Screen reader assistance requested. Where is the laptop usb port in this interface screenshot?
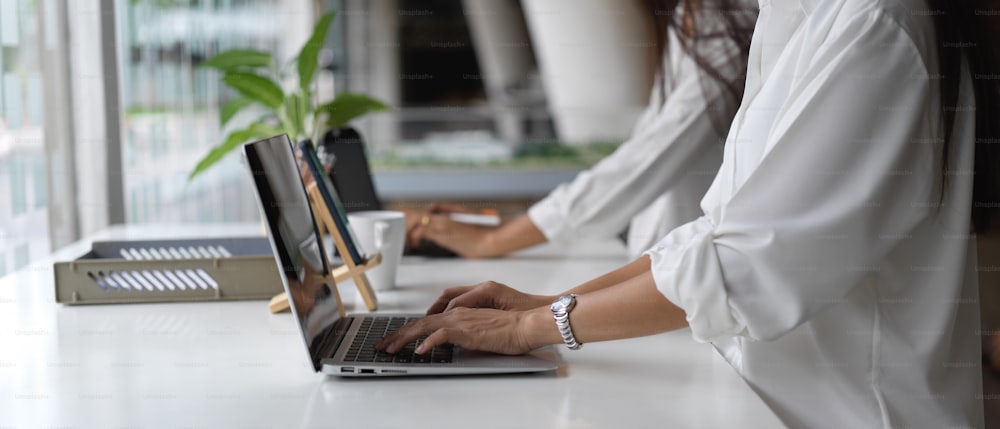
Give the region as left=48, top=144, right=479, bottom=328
left=341, top=367, right=354, bottom=373
left=360, top=369, right=375, bottom=374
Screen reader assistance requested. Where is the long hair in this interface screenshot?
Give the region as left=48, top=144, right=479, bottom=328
left=642, top=0, right=757, bottom=135
left=930, top=1, right=1000, bottom=232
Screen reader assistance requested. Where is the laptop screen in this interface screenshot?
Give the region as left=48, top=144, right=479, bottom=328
left=244, top=134, right=346, bottom=371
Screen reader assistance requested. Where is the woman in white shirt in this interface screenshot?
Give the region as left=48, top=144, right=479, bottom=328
left=379, top=0, right=998, bottom=426
left=406, top=0, right=758, bottom=259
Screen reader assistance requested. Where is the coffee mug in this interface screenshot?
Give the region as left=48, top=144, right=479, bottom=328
left=347, top=211, right=406, bottom=291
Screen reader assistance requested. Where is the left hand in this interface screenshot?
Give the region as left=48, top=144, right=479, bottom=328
left=403, top=203, right=485, bottom=251
left=417, top=215, right=500, bottom=258
left=374, top=307, right=548, bottom=356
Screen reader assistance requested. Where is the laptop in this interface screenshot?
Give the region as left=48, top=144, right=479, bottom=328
left=243, top=134, right=559, bottom=376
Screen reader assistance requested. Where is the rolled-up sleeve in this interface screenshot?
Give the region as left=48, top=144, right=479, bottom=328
left=647, top=216, right=748, bottom=341
left=646, top=12, right=937, bottom=343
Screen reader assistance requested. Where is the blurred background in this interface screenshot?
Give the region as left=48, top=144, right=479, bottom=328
left=0, top=0, right=658, bottom=272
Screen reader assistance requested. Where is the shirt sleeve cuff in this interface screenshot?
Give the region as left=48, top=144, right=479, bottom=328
left=643, top=216, right=747, bottom=343
left=527, top=197, right=569, bottom=243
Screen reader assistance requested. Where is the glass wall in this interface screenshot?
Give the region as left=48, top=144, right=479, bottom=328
left=118, top=0, right=334, bottom=224
left=0, top=0, right=49, bottom=275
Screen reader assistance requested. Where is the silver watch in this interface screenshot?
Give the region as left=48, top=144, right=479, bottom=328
left=550, top=294, right=582, bottom=350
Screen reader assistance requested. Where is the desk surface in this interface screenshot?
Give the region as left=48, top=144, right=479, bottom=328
left=0, top=224, right=784, bottom=428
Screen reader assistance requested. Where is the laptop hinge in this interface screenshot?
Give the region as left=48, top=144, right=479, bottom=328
left=308, top=317, right=353, bottom=371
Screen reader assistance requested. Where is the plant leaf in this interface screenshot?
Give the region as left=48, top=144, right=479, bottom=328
left=297, top=11, right=336, bottom=93
left=188, top=122, right=282, bottom=181
left=318, top=93, right=390, bottom=130
left=223, top=72, right=285, bottom=109
left=202, top=49, right=272, bottom=72
left=219, top=97, right=256, bottom=126
left=283, top=93, right=306, bottom=141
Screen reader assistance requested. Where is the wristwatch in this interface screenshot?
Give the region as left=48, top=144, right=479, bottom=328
left=550, top=294, right=583, bottom=350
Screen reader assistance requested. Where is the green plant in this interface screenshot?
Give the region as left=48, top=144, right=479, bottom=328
left=189, top=10, right=389, bottom=180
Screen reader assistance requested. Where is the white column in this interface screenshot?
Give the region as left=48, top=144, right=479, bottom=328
left=66, top=0, right=123, bottom=236
left=520, top=0, right=654, bottom=145
left=38, top=0, right=80, bottom=249
left=345, top=0, right=399, bottom=154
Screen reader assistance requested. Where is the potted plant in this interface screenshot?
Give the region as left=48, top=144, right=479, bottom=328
left=189, top=10, right=388, bottom=180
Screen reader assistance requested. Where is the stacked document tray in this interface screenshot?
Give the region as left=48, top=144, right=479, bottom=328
left=54, top=237, right=282, bottom=305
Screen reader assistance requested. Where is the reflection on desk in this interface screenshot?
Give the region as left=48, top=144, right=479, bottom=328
left=0, top=224, right=784, bottom=428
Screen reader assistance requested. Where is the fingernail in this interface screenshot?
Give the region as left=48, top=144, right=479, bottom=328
left=415, top=345, right=427, bottom=355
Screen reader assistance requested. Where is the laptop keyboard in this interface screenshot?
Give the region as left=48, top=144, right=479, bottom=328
left=343, top=317, right=454, bottom=364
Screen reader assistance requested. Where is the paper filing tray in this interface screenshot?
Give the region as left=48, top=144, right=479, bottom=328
left=54, top=237, right=282, bottom=305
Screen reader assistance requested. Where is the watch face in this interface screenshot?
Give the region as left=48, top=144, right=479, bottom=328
left=552, top=295, right=573, bottom=311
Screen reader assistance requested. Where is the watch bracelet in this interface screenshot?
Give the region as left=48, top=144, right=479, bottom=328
left=553, top=309, right=582, bottom=350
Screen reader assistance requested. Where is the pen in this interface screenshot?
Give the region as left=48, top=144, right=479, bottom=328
left=448, top=213, right=501, bottom=226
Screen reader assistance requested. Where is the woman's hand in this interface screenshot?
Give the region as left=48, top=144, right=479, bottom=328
left=426, top=281, right=555, bottom=315
left=403, top=212, right=498, bottom=256
left=374, top=307, right=557, bottom=355
left=403, top=203, right=495, bottom=253
left=416, top=215, right=500, bottom=258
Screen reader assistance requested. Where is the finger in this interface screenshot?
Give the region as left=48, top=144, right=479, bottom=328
left=376, top=317, right=436, bottom=354
left=444, top=287, right=490, bottom=312
left=416, top=328, right=459, bottom=354
left=404, top=211, right=421, bottom=231
left=407, top=224, right=429, bottom=249
left=403, top=213, right=422, bottom=248
left=426, top=286, right=475, bottom=315
left=422, top=217, right=471, bottom=242
left=427, top=202, right=465, bottom=214
left=373, top=320, right=408, bottom=352
left=444, top=281, right=502, bottom=312
left=426, top=202, right=448, bottom=214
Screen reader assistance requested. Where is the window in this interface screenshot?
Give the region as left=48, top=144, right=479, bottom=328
left=118, top=0, right=329, bottom=225
left=0, top=0, right=50, bottom=274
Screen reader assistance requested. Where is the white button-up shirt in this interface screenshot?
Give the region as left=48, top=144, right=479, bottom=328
left=645, top=0, right=983, bottom=427
left=528, top=1, right=753, bottom=257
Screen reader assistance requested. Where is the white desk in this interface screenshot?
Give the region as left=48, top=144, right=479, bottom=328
left=0, top=224, right=784, bottom=428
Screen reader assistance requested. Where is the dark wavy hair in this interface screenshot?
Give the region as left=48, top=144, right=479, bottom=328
left=931, top=1, right=1000, bottom=232
left=642, top=0, right=757, bottom=134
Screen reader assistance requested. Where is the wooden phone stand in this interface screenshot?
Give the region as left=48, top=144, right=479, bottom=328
left=268, top=183, right=381, bottom=314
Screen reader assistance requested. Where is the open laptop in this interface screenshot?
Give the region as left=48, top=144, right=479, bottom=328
left=243, top=134, right=559, bottom=376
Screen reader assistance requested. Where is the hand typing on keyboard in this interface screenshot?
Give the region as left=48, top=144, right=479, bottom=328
left=345, top=317, right=453, bottom=364
left=374, top=307, right=554, bottom=356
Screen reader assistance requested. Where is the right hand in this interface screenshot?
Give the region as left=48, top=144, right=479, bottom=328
left=426, top=281, right=556, bottom=315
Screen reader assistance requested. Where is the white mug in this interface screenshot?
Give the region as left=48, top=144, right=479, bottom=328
left=347, top=211, right=406, bottom=291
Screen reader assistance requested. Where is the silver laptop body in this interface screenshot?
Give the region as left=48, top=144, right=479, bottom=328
left=243, top=134, right=559, bottom=377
